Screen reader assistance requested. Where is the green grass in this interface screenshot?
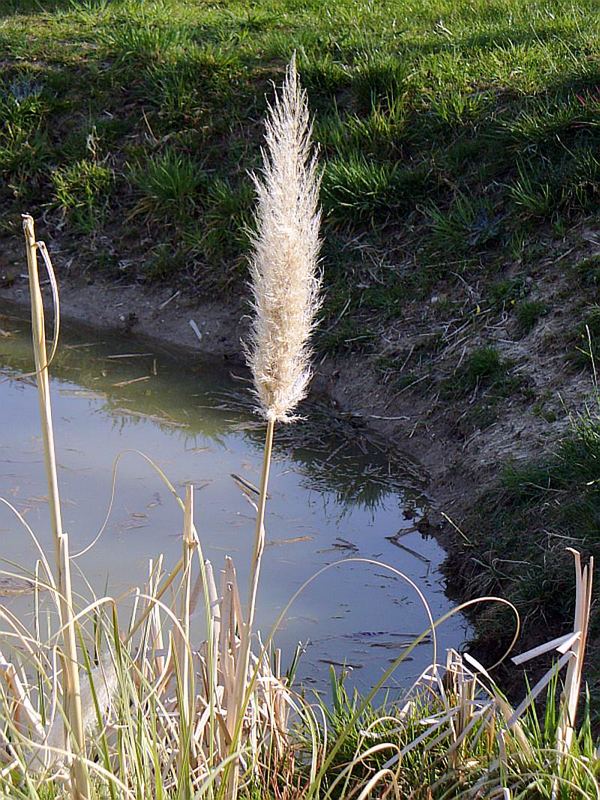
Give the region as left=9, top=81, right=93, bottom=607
left=516, top=299, right=548, bottom=334
left=51, top=158, right=113, bottom=231
left=443, top=345, right=516, bottom=398
left=574, top=255, right=600, bottom=296
left=488, top=277, right=528, bottom=311
left=574, top=306, right=600, bottom=369
left=193, top=178, right=254, bottom=260
left=508, top=165, right=560, bottom=219
left=313, top=667, right=600, bottom=800
left=426, top=193, right=502, bottom=260
left=451, top=403, right=600, bottom=715
left=0, top=0, right=597, bottom=296
left=322, top=154, right=431, bottom=224
left=129, top=148, right=203, bottom=223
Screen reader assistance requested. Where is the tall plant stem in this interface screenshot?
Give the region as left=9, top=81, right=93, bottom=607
left=246, top=417, right=275, bottom=634
left=557, top=549, right=593, bottom=755
left=227, top=417, right=275, bottom=799
left=23, top=215, right=90, bottom=800
left=180, top=484, right=194, bottom=719
left=22, top=216, right=63, bottom=591
left=178, top=483, right=195, bottom=782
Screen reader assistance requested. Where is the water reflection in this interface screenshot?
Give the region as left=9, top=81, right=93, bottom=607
left=0, top=308, right=467, bottom=693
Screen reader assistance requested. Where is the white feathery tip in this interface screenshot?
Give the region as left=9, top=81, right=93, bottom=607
left=246, top=56, right=322, bottom=423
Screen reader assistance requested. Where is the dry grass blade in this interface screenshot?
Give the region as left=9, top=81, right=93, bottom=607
left=510, top=549, right=594, bottom=755
left=557, top=549, right=593, bottom=755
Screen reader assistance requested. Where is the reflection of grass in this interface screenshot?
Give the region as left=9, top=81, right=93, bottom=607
left=272, top=401, right=424, bottom=512
left=1, top=313, right=413, bottom=512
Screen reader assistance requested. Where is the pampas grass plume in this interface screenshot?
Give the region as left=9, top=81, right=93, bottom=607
left=247, top=56, right=322, bottom=423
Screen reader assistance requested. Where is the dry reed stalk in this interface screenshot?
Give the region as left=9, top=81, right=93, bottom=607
left=176, top=484, right=197, bottom=777
left=179, top=485, right=194, bottom=725
left=22, top=215, right=90, bottom=800
left=557, top=549, right=593, bottom=754
left=133, top=554, right=292, bottom=791
left=510, top=549, right=594, bottom=758
left=148, top=557, right=166, bottom=679
left=229, top=54, right=322, bottom=797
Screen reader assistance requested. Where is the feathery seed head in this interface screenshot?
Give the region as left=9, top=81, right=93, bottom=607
left=246, top=56, right=322, bottom=423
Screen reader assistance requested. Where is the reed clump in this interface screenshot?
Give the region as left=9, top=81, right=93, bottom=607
left=0, top=58, right=597, bottom=800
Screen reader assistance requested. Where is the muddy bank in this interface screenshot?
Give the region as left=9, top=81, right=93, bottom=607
left=3, top=224, right=596, bottom=533
left=0, top=271, right=520, bottom=525
left=1, top=274, right=246, bottom=360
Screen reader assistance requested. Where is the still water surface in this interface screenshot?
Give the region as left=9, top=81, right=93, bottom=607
left=0, top=309, right=467, bottom=693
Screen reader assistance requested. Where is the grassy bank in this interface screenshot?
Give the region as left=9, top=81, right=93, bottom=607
left=0, top=0, right=598, bottom=297
left=448, top=403, right=600, bottom=711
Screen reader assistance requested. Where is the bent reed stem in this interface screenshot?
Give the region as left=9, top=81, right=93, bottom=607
left=22, top=216, right=63, bottom=600
left=23, top=215, right=90, bottom=800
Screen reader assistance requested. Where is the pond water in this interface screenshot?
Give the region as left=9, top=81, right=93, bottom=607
left=0, top=307, right=468, bottom=695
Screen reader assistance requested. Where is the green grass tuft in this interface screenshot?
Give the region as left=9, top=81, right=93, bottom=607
left=51, top=160, right=113, bottom=232
left=508, top=165, right=560, bottom=220
left=129, top=149, right=203, bottom=223
left=516, top=299, right=548, bottom=334
left=488, top=277, right=527, bottom=311
left=575, top=255, right=600, bottom=294
left=443, top=345, right=519, bottom=399
left=426, top=193, right=501, bottom=258
left=322, top=154, right=429, bottom=224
